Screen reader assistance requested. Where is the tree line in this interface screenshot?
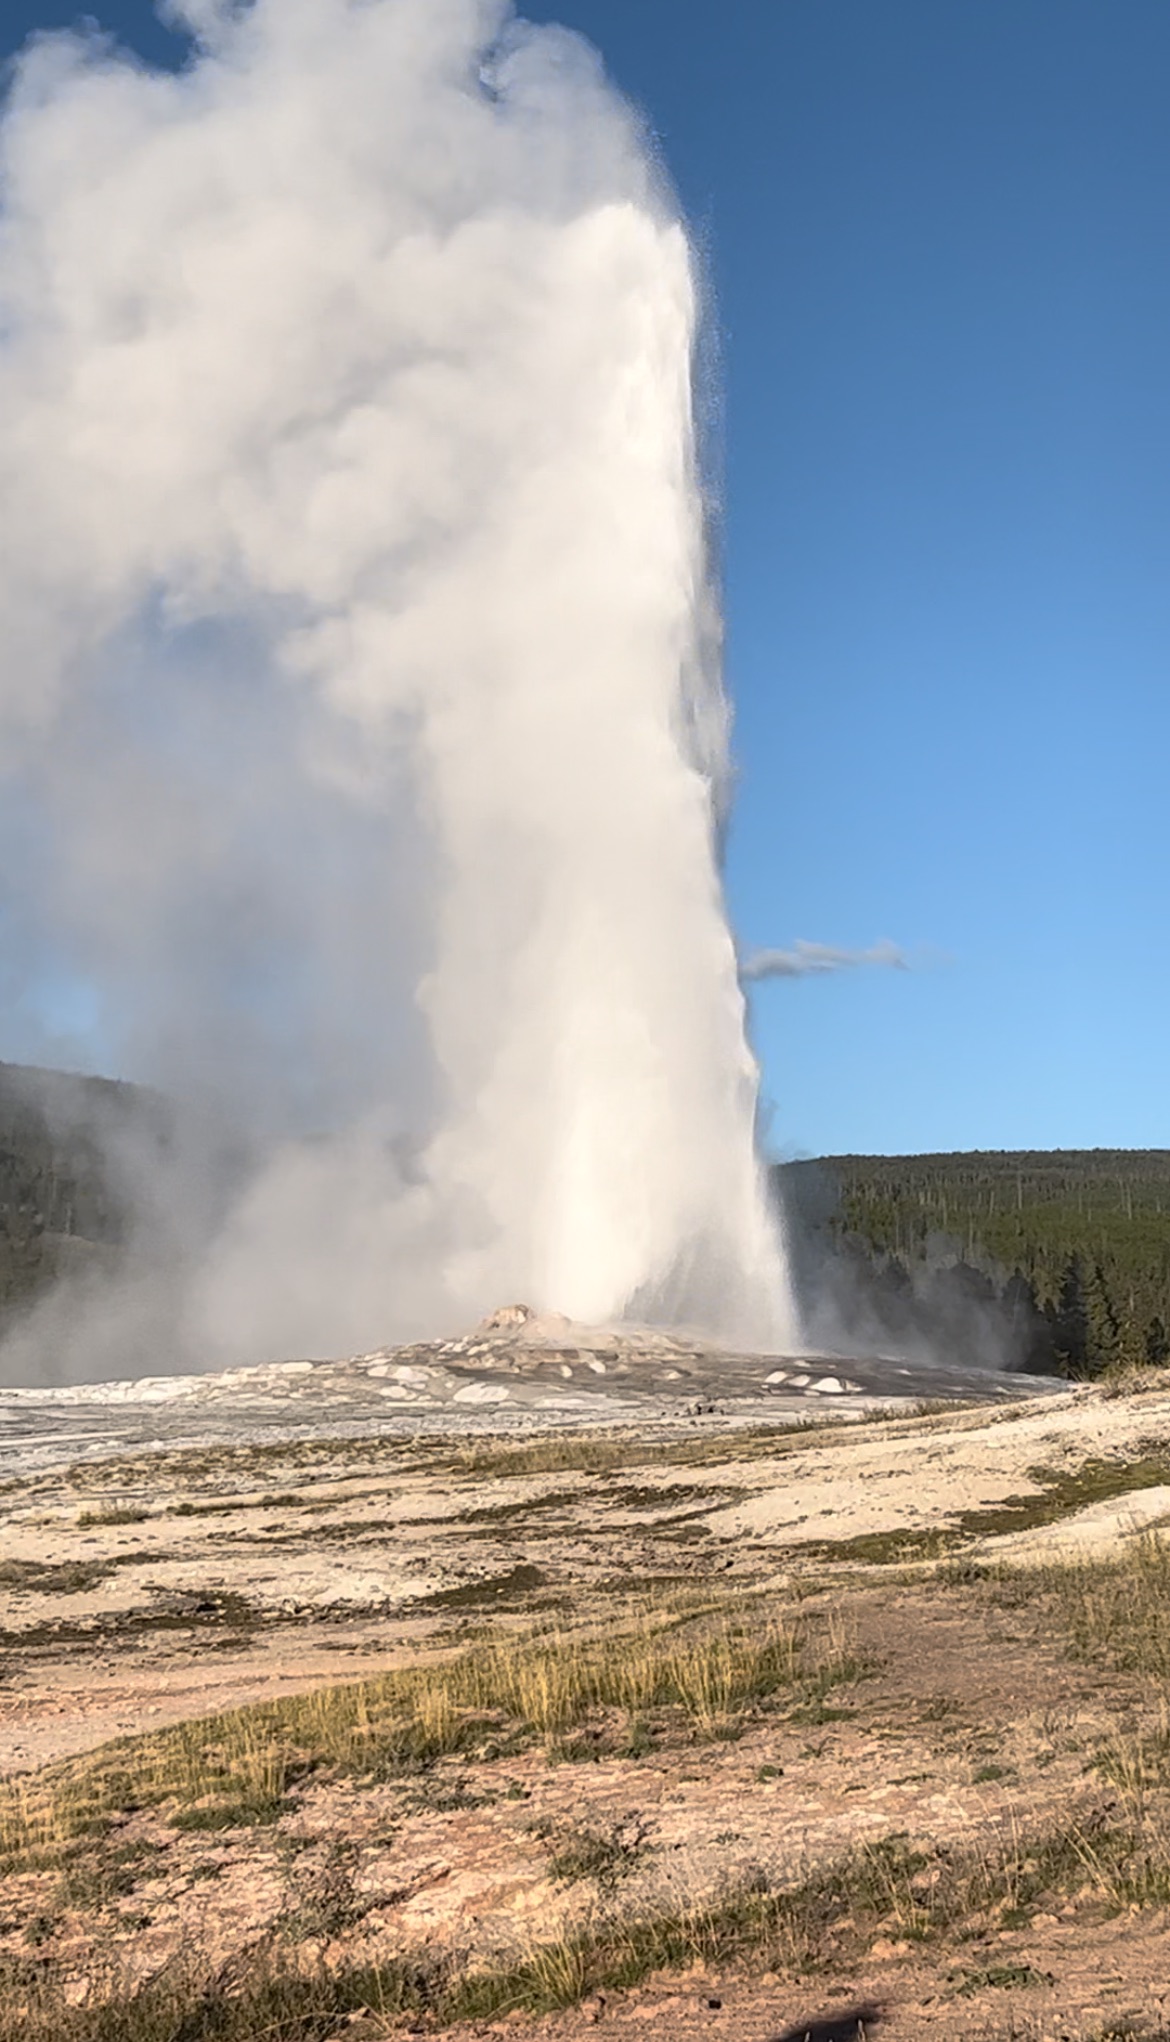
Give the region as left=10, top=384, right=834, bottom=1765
left=777, top=1149, right=1170, bottom=1377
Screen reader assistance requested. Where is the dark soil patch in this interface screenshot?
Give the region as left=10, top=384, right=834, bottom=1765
left=421, top=1563, right=549, bottom=1609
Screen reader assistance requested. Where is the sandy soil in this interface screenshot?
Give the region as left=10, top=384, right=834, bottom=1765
left=3, top=1359, right=1170, bottom=2038
left=0, top=1372, right=1157, bottom=1773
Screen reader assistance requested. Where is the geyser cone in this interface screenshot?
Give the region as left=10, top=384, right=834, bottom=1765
left=0, top=0, right=794, bottom=1377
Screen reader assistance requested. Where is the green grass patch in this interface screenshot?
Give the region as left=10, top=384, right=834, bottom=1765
left=803, top=1454, right=1170, bottom=1566
left=0, top=1587, right=262, bottom=1655
left=169, top=1792, right=288, bottom=1832
left=76, top=1507, right=150, bottom=1528
left=453, top=1487, right=582, bottom=1525
left=949, top=1961, right=1054, bottom=1995
left=52, top=1840, right=162, bottom=1912
left=0, top=1558, right=121, bottom=1595
left=546, top=1817, right=652, bottom=1889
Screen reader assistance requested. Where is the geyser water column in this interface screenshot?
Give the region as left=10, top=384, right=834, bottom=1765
left=0, top=0, right=795, bottom=1368
left=416, top=192, right=791, bottom=1347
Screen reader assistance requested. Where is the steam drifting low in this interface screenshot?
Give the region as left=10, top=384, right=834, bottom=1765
left=0, top=0, right=793, bottom=1380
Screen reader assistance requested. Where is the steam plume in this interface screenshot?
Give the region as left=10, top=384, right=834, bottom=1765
left=0, top=0, right=793, bottom=1379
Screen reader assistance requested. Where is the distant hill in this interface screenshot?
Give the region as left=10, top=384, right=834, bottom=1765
left=777, top=1150, right=1170, bottom=1376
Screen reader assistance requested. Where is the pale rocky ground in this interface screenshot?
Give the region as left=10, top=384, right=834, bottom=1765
left=2, top=1318, right=1170, bottom=2039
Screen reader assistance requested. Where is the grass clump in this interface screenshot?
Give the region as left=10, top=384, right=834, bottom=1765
left=0, top=1602, right=849, bottom=1865
left=52, top=1841, right=161, bottom=1913
left=546, top=1815, right=652, bottom=1889
left=948, top=1960, right=1053, bottom=1995
left=0, top=1559, right=114, bottom=1595
left=1027, top=1533, right=1170, bottom=1681
left=439, top=1423, right=823, bottom=1484
left=954, top=1532, right=1170, bottom=1689
left=169, top=1791, right=288, bottom=1832
left=76, top=1507, right=150, bottom=1529
left=0, top=1952, right=444, bottom=2042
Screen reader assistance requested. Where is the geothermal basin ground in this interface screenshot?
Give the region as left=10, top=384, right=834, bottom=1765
left=3, top=1327, right=1170, bottom=2040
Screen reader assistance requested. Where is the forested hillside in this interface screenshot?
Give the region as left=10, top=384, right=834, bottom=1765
left=0, top=1062, right=145, bottom=1318
left=779, top=1150, right=1170, bottom=1376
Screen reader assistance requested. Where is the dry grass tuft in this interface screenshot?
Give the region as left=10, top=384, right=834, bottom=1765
left=0, top=1599, right=856, bottom=1865
left=955, top=1531, right=1170, bottom=1684
left=1036, top=1533, right=1170, bottom=1682
left=6, top=1795, right=1170, bottom=2038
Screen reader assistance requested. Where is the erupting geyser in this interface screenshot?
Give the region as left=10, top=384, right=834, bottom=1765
left=0, top=0, right=794, bottom=1378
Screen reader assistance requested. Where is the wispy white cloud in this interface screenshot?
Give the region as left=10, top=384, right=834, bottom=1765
left=741, top=938, right=909, bottom=983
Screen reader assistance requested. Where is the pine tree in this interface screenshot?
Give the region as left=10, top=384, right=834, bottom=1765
left=1083, top=1262, right=1120, bottom=1374
left=1053, top=1254, right=1088, bottom=1373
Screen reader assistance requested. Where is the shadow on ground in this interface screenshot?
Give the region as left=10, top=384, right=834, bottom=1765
left=769, top=2006, right=883, bottom=2042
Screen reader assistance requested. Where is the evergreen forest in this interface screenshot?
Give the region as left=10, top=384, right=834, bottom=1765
left=778, top=1149, right=1170, bottom=1377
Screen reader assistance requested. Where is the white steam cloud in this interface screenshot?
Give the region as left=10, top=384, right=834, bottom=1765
left=741, top=940, right=908, bottom=983
left=0, top=0, right=793, bottom=1380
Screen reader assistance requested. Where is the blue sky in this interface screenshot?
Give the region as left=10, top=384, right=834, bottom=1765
left=2, top=0, right=1168, bottom=1159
